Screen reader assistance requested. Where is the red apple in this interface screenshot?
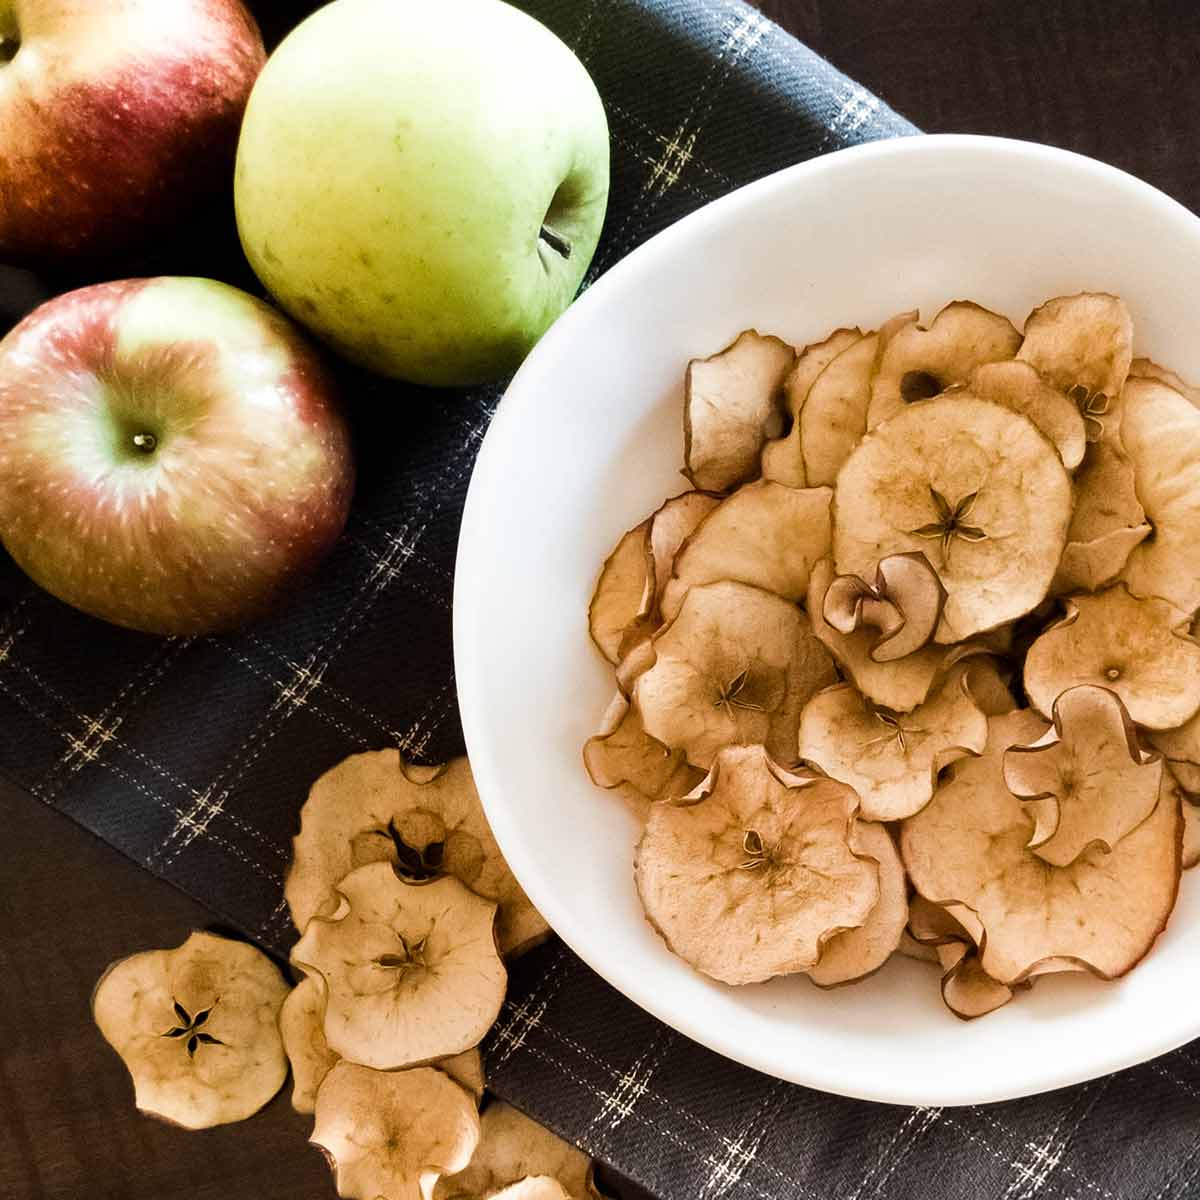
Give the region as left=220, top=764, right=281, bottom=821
left=0, top=0, right=265, bottom=265
left=0, top=277, right=354, bottom=634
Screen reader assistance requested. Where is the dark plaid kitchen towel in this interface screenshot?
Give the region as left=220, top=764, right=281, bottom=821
left=9, top=3, right=1200, bottom=1200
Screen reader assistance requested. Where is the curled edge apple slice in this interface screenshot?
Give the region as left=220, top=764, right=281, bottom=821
left=1003, top=685, right=1163, bottom=868
left=311, top=1061, right=479, bottom=1200
left=808, top=821, right=907, bottom=987
left=434, top=1101, right=601, bottom=1200
left=588, top=519, right=653, bottom=664
left=822, top=552, right=945, bottom=664
left=761, top=327, right=863, bottom=488
left=635, top=745, right=878, bottom=986
left=683, top=330, right=796, bottom=493
left=968, top=360, right=1088, bottom=470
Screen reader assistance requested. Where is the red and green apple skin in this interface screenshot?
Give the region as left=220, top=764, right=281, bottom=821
left=0, top=0, right=265, bottom=265
left=0, top=277, right=354, bottom=635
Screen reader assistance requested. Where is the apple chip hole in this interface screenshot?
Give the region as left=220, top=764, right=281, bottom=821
left=900, top=371, right=942, bottom=403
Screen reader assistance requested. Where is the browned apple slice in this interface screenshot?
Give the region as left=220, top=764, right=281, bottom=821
left=435, top=1101, right=600, bottom=1200
left=1119, top=378, right=1200, bottom=616
left=761, top=327, right=863, bottom=488
left=1017, top=292, right=1133, bottom=404
left=293, top=865, right=506, bottom=1070
left=311, top=1061, right=479, bottom=1200
left=684, top=330, right=796, bottom=493
left=635, top=745, right=878, bottom=985
left=808, top=821, right=907, bottom=987
left=1024, top=585, right=1200, bottom=730
left=1129, top=357, right=1200, bottom=409
left=798, top=666, right=987, bottom=821
left=823, top=552, right=945, bottom=663
left=807, top=557, right=967, bottom=713
left=833, top=395, right=1072, bottom=643
left=661, top=480, right=832, bottom=619
left=582, top=693, right=704, bottom=816
left=1149, top=712, right=1200, bottom=796
left=588, top=519, right=653, bottom=664
left=636, top=580, right=836, bottom=768
left=1003, top=685, right=1163, bottom=867
left=968, top=360, right=1087, bottom=470
left=868, top=301, right=1021, bottom=429
left=901, top=711, right=1182, bottom=985
left=936, top=940, right=1014, bottom=1021
left=278, top=973, right=338, bottom=1115
left=286, top=751, right=547, bottom=958
left=800, top=329, right=883, bottom=487
left=91, top=931, right=289, bottom=1129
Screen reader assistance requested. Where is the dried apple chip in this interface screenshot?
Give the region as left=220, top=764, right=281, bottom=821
left=869, top=301, right=1021, bottom=428
left=808, top=558, right=956, bottom=713
left=1130, top=357, right=1200, bottom=409
left=684, top=330, right=795, bottom=493
left=823, top=552, right=945, bottom=663
left=761, top=327, right=862, bottom=488
left=968, top=360, right=1087, bottom=470
left=798, top=667, right=987, bottom=821
left=588, top=520, right=652, bottom=663
left=660, top=480, right=832, bottom=619
left=312, top=1061, right=479, bottom=1200
left=901, top=711, right=1182, bottom=985
left=1148, top=711, right=1200, bottom=793
left=936, top=939, right=1014, bottom=1021
left=436, top=1102, right=599, bottom=1200
left=637, top=580, right=836, bottom=768
left=833, top=395, right=1073, bottom=643
left=293, top=865, right=507, bottom=1070
left=958, top=656, right=1017, bottom=717
left=1024, top=585, right=1200, bottom=730
left=489, top=1180, right=574, bottom=1200
left=279, top=973, right=338, bottom=1115
left=583, top=693, right=704, bottom=815
left=800, top=329, right=882, bottom=487
left=809, top=821, right=907, bottom=987
left=1017, top=292, right=1133, bottom=404
left=1003, top=686, right=1163, bottom=867
left=92, top=931, right=289, bottom=1129
left=1119, top=378, right=1200, bottom=615
left=636, top=745, right=878, bottom=985
left=286, top=751, right=547, bottom=958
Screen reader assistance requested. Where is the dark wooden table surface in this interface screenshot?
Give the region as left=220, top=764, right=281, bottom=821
left=4, top=3, right=1200, bottom=1199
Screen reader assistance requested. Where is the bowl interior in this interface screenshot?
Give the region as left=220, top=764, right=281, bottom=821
left=454, top=135, right=1200, bottom=1105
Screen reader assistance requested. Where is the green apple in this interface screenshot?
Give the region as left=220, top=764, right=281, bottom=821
left=234, top=0, right=610, bottom=389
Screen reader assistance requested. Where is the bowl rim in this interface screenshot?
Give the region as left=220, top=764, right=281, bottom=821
left=454, top=133, right=1200, bottom=1105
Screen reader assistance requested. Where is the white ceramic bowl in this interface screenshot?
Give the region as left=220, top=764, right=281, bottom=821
left=454, top=134, right=1200, bottom=1106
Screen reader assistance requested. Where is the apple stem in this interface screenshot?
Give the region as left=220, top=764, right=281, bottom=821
left=538, top=226, right=572, bottom=260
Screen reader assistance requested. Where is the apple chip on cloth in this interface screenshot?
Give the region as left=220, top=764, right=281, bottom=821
left=684, top=330, right=795, bottom=493
left=435, top=1101, right=601, bottom=1200
left=901, top=711, right=1182, bottom=985
left=292, top=863, right=507, bottom=1070
left=311, top=1061, right=479, bottom=1200
left=91, top=931, right=288, bottom=1129
left=286, top=750, right=547, bottom=957
left=635, top=744, right=878, bottom=985
left=635, top=580, right=835, bottom=768
left=834, top=394, right=1073, bottom=642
